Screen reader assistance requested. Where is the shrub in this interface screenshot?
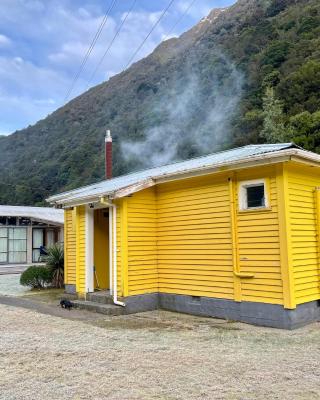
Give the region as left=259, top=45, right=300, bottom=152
left=20, top=266, right=52, bottom=289
left=45, top=243, right=64, bottom=288
left=261, top=41, right=291, bottom=68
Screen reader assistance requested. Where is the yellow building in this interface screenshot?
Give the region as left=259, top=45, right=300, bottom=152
left=47, top=143, right=320, bottom=329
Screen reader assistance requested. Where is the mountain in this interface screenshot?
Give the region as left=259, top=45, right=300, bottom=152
left=1, top=0, right=320, bottom=205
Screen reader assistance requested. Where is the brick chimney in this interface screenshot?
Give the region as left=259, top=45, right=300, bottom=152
left=105, top=129, right=112, bottom=179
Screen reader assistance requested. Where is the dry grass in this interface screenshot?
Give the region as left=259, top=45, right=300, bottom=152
left=0, top=304, right=319, bottom=400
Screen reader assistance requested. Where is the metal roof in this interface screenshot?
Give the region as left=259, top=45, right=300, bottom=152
left=47, top=143, right=311, bottom=206
left=0, top=205, right=64, bottom=225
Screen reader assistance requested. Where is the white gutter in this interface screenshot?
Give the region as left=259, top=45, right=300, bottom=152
left=100, top=197, right=125, bottom=307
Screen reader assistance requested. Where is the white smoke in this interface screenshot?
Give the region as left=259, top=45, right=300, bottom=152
left=121, top=52, right=243, bottom=168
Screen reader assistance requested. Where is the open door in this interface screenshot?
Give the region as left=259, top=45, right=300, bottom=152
left=93, top=209, right=109, bottom=290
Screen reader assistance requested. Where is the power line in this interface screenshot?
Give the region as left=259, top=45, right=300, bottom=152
left=162, top=0, right=197, bottom=41
left=123, top=0, right=176, bottom=70
left=87, top=0, right=137, bottom=89
left=63, top=0, right=118, bottom=103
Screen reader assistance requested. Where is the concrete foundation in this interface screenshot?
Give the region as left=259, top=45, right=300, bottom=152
left=123, top=292, right=320, bottom=329
left=66, top=288, right=320, bottom=328
left=123, top=293, right=159, bottom=314
left=65, top=284, right=76, bottom=295
left=158, top=293, right=320, bottom=329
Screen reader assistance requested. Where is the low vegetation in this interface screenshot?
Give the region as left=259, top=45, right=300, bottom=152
left=20, top=266, right=52, bottom=289
left=20, top=244, right=64, bottom=289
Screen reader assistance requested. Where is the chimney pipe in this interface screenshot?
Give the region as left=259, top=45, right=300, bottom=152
left=105, top=129, right=112, bottom=179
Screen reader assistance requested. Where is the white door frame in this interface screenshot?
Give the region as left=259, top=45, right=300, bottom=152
left=85, top=206, right=94, bottom=293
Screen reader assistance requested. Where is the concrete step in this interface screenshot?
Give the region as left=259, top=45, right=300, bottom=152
left=87, top=291, right=113, bottom=304
left=71, top=300, right=125, bottom=316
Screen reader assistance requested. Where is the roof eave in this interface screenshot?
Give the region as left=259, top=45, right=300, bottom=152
left=50, top=179, right=155, bottom=208
left=48, top=147, right=320, bottom=208
left=49, top=153, right=298, bottom=207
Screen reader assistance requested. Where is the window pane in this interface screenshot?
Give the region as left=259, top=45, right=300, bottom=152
left=9, top=251, right=27, bottom=263
left=7, top=228, right=27, bottom=263
left=0, top=238, right=7, bottom=252
left=15, top=228, right=27, bottom=240
left=9, top=228, right=27, bottom=240
left=0, top=252, right=7, bottom=262
left=0, top=228, right=7, bottom=238
left=247, top=185, right=265, bottom=208
left=9, top=239, right=26, bottom=252
left=46, top=230, right=55, bottom=247
left=33, top=229, right=44, bottom=248
left=33, top=249, right=40, bottom=262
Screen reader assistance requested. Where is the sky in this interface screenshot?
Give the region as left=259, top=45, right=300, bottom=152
left=0, top=0, right=236, bottom=135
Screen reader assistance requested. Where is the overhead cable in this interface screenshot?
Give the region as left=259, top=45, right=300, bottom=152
left=64, top=0, right=118, bottom=102
left=123, top=0, right=176, bottom=70
left=87, top=0, right=137, bottom=89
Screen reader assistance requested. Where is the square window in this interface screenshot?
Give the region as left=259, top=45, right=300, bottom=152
left=239, top=179, right=268, bottom=211
left=246, top=184, right=265, bottom=208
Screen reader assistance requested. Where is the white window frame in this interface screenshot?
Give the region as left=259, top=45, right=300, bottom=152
left=238, top=179, right=269, bottom=211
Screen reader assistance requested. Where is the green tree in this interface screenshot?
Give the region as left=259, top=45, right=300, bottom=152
left=260, top=87, right=288, bottom=143
left=288, top=110, right=320, bottom=151
left=278, top=61, right=320, bottom=115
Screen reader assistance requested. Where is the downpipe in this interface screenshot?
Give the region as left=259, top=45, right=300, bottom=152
left=100, top=197, right=125, bottom=307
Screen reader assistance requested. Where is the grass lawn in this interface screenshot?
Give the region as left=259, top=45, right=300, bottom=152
left=0, top=302, right=319, bottom=400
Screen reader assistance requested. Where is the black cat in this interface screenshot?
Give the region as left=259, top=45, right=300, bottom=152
left=59, top=299, right=73, bottom=310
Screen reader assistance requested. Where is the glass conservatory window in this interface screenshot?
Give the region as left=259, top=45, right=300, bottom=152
left=8, top=228, right=27, bottom=263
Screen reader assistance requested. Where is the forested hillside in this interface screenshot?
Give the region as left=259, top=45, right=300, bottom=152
left=0, top=0, right=319, bottom=205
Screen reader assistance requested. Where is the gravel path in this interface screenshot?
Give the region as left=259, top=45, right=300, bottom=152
left=0, top=304, right=319, bottom=400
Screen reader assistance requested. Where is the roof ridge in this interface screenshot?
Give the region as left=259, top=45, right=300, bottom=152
left=95, top=142, right=295, bottom=183
left=47, top=143, right=296, bottom=202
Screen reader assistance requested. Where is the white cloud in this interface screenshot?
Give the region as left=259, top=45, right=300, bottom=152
left=0, top=55, right=72, bottom=133
left=0, top=33, right=11, bottom=47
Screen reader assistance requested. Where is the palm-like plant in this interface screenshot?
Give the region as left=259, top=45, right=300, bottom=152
left=45, top=243, right=64, bottom=288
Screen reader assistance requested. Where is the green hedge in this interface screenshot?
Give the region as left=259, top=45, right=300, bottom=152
left=20, top=266, right=53, bottom=289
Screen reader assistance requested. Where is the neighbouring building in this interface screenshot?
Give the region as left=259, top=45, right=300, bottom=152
left=0, top=206, right=64, bottom=265
left=47, top=140, right=320, bottom=329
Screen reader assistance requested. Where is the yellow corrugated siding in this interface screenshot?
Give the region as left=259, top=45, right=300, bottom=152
left=76, top=205, right=86, bottom=294
left=287, top=164, right=320, bottom=305
left=126, top=187, right=158, bottom=296
left=236, top=167, right=283, bottom=305
left=156, top=174, right=234, bottom=299
left=65, top=161, right=320, bottom=309
left=153, top=166, right=283, bottom=304
left=64, top=209, right=76, bottom=284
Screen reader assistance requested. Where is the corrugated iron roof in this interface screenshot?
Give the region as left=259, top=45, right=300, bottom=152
left=47, top=143, right=301, bottom=205
left=0, top=205, right=64, bottom=225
